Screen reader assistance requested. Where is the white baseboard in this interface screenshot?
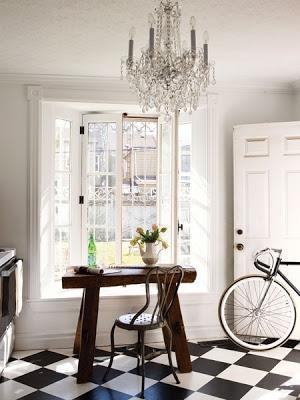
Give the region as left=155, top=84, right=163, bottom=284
left=15, top=325, right=225, bottom=351
left=15, top=292, right=224, bottom=350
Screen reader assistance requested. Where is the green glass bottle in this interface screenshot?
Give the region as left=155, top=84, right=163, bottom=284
left=88, top=233, right=97, bottom=267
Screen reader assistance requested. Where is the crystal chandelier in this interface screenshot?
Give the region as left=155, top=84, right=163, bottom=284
left=121, top=0, right=216, bottom=115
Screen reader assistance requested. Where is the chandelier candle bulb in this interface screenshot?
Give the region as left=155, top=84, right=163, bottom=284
left=149, top=27, right=155, bottom=55
left=128, top=27, right=135, bottom=61
left=191, top=29, right=196, bottom=54
left=203, top=30, right=209, bottom=66
left=204, top=43, right=208, bottom=65
left=190, top=16, right=196, bottom=54
left=128, top=40, right=133, bottom=61
left=148, top=13, right=155, bottom=55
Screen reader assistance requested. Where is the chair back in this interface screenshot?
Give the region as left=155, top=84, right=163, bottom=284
left=130, top=266, right=184, bottom=326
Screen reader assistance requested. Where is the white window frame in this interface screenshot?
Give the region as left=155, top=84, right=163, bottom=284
left=177, top=117, right=192, bottom=265
left=40, top=102, right=81, bottom=298
left=28, top=85, right=219, bottom=301
left=157, top=113, right=178, bottom=263
left=82, top=114, right=164, bottom=269
left=52, top=118, right=73, bottom=281
left=81, top=113, right=123, bottom=265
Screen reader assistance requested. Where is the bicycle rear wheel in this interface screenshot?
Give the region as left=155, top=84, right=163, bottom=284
left=219, top=275, right=296, bottom=351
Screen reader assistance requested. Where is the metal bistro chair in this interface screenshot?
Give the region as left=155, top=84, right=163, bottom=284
left=104, top=265, right=184, bottom=398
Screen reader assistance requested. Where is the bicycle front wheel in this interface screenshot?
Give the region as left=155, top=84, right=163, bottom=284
left=219, top=275, right=296, bottom=351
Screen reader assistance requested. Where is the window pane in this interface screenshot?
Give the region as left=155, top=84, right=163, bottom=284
left=54, top=173, right=70, bottom=226
left=54, top=119, right=71, bottom=280
left=88, top=122, right=116, bottom=173
left=122, top=120, right=158, bottom=265
left=86, top=122, right=117, bottom=265
left=55, top=120, right=71, bottom=171
left=54, top=227, right=70, bottom=280
left=178, top=123, right=192, bottom=264
left=54, top=173, right=70, bottom=201
left=55, top=202, right=70, bottom=226
left=87, top=175, right=116, bottom=237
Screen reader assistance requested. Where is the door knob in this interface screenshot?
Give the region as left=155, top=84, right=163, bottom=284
left=236, top=243, right=244, bottom=251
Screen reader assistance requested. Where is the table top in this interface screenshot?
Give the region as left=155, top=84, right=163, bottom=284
left=62, top=265, right=197, bottom=289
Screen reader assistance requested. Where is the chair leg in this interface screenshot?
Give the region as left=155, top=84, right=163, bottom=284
left=140, top=330, right=145, bottom=399
left=165, top=324, right=180, bottom=384
left=103, top=323, right=116, bottom=381
left=137, top=331, right=141, bottom=371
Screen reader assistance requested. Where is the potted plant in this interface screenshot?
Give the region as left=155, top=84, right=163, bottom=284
left=130, top=224, right=168, bottom=265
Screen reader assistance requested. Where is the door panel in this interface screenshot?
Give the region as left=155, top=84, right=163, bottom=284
left=285, top=171, right=300, bottom=238
left=245, top=171, right=269, bottom=239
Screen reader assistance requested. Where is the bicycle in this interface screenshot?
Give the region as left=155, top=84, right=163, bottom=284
left=219, top=248, right=299, bottom=351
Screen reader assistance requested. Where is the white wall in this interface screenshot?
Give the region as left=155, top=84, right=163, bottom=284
left=292, top=92, right=300, bottom=119
left=0, top=84, right=29, bottom=297
left=0, top=81, right=295, bottom=350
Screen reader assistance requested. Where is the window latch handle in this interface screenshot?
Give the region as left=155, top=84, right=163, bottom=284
left=178, top=222, right=183, bottom=232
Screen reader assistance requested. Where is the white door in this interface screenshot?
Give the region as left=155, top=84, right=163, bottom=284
left=234, top=122, right=300, bottom=337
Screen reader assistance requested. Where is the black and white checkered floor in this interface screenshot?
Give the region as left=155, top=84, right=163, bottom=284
left=1, top=339, right=300, bottom=400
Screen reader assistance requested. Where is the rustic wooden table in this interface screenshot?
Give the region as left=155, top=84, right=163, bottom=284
left=62, top=265, right=197, bottom=383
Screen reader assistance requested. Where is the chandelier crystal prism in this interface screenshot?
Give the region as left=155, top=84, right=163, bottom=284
left=121, top=0, right=216, bottom=115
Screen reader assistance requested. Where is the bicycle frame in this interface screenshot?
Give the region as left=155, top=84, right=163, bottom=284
left=254, top=255, right=300, bottom=297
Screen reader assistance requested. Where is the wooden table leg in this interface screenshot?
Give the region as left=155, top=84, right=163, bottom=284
left=77, top=287, right=100, bottom=383
left=164, top=293, right=192, bottom=373
left=73, top=294, right=84, bottom=354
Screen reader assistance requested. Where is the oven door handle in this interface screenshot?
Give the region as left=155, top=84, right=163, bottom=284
left=1, top=263, right=17, bottom=277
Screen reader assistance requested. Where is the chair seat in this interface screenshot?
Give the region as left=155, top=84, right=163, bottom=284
left=116, top=313, right=162, bottom=328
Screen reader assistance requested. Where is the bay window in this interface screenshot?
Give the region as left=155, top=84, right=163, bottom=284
left=41, top=102, right=210, bottom=298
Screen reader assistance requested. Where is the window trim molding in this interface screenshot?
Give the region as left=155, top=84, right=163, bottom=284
left=28, top=84, right=219, bottom=300
left=28, top=85, right=43, bottom=299
left=207, top=93, right=220, bottom=294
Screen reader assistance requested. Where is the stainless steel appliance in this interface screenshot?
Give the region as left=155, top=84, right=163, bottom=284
left=0, top=248, right=23, bottom=375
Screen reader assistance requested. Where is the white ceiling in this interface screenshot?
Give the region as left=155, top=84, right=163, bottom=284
left=1, top=0, right=300, bottom=84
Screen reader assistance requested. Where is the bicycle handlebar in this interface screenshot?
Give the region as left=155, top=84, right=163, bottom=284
left=254, top=248, right=282, bottom=273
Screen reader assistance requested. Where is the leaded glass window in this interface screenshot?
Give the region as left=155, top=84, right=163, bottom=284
left=83, top=116, right=158, bottom=266
left=54, top=119, right=71, bottom=280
